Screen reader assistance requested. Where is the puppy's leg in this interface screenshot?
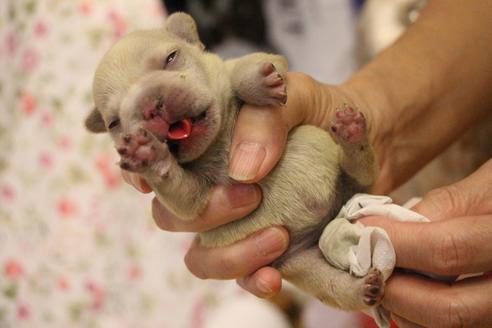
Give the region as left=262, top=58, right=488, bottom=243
left=330, top=105, right=378, bottom=187
left=279, top=248, right=384, bottom=310
left=226, top=53, right=288, bottom=107
left=116, top=128, right=210, bottom=220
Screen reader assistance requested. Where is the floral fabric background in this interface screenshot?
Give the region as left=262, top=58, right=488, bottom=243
left=0, top=1, right=287, bottom=328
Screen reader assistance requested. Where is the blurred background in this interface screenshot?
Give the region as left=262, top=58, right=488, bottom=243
left=1, top=0, right=490, bottom=327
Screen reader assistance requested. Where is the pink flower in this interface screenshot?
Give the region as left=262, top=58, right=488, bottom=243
left=21, top=92, right=37, bottom=115
left=4, top=259, right=24, bottom=279
left=59, top=135, right=73, bottom=152
left=108, top=10, right=127, bottom=39
left=86, top=280, right=105, bottom=310
left=22, top=48, right=40, bottom=72
left=5, top=32, right=18, bottom=55
left=128, top=265, right=142, bottom=280
left=79, top=0, right=93, bottom=15
left=1, top=185, right=15, bottom=202
left=191, top=299, right=205, bottom=328
left=41, top=111, right=54, bottom=127
left=95, top=154, right=120, bottom=189
left=57, top=198, right=78, bottom=218
left=17, top=303, right=31, bottom=320
left=57, top=276, right=70, bottom=290
left=33, top=21, right=48, bottom=38
left=39, top=151, right=53, bottom=168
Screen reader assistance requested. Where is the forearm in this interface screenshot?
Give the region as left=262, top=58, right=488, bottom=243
left=342, top=0, right=492, bottom=193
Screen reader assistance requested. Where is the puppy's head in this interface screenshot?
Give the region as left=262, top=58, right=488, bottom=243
left=86, top=13, right=224, bottom=163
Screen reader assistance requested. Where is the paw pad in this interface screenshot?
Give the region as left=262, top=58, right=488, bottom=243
left=116, top=129, right=159, bottom=172
left=331, top=105, right=367, bottom=144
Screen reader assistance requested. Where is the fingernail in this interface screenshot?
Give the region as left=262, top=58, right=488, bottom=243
left=229, top=142, right=266, bottom=181
left=255, top=227, right=288, bottom=257
left=130, top=175, right=144, bottom=192
left=136, top=179, right=146, bottom=192
left=226, top=184, right=259, bottom=209
left=256, top=278, right=273, bottom=295
left=134, top=176, right=149, bottom=193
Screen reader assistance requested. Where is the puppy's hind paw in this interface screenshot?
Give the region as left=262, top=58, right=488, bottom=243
left=363, top=268, right=384, bottom=306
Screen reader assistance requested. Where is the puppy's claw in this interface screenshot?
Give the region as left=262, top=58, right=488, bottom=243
left=362, top=268, right=384, bottom=306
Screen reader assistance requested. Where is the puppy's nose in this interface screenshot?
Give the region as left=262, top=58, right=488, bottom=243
left=142, top=117, right=170, bottom=141
left=142, top=97, right=167, bottom=121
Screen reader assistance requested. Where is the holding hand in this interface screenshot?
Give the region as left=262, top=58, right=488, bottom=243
left=360, top=159, right=492, bottom=327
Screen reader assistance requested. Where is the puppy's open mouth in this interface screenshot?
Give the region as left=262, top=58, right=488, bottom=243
left=167, top=110, right=207, bottom=141
left=166, top=109, right=208, bottom=155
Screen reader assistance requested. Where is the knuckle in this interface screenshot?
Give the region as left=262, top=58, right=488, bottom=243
left=432, top=233, right=466, bottom=275
left=425, top=186, right=462, bottom=216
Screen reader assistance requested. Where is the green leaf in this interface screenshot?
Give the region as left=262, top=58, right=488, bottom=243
left=3, top=283, right=17, bottom=299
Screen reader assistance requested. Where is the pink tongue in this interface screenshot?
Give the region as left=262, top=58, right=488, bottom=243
left=168, top=118, right=192, bottom=140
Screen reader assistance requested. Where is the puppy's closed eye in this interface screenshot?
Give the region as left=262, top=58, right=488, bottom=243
left=164, top=50, right=178, bottom=69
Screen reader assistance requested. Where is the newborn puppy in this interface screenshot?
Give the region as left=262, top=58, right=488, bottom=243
left=86, top=13, right=381, bottom=311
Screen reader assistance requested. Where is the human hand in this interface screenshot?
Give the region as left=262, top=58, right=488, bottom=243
left=122, top=72, right=377, bottom=297
left=359, top=159, right=492, bottom=327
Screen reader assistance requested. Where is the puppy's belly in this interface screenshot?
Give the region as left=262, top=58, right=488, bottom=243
left=199, top=125, right=364, bottom=252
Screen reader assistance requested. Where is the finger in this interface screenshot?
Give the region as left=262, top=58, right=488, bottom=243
left=184, top=226, right=289, bottom=279
left=121, top=171, right=152, bottom=193
left=391, top=314, right=425, bottom=328
left=152, top=183, right=261, bottom=232
left=236, top=267, right=283, bottom=298
left=228, top=72, right=320, bottom=183
left=383, top=272, right=492, bottom=328
left=412, top=159, right=492, bottom=220
left=359, top=215, right=492, bottom=275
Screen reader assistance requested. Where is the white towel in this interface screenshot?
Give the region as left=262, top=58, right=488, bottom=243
left=319, top=194, right=429, bottom=328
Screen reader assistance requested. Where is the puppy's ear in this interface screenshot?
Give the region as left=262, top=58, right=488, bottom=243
left=165, top=12, right=204, bottom=49
left=85, top=108, right=107, bottom=133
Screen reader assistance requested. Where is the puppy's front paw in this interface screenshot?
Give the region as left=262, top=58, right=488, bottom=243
left=330, top=105, right=367, bottom=144
left=236, top=61, right=287, bottom=107
left=117, top=129, right=171, bottom=176
left=258, top=62, right=287, bottom=106
left=363, top=268, right=384, bottom=306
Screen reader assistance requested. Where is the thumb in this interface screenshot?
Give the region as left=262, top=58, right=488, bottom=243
left=411, top=186, right=466, bottom=221
left=412, top=159, right=492, bottom=221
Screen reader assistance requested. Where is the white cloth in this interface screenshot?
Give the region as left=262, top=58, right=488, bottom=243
left=319, top=194, right=429, bottom=328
